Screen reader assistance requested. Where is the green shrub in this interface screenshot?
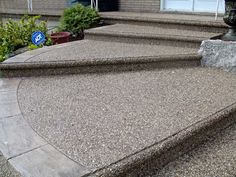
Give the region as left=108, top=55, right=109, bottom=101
left=45, top=37, right=53, bottom=46
left=0, top=15, right=48, bottom=62
left=28, top=44, right=42, bottom=50
left=59, top=4, right=100, bottom=36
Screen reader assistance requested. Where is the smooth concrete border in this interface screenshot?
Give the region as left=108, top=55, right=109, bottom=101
left=0, top=54, right=201, bottom=77
left=0, top=78, right=89, bottom=177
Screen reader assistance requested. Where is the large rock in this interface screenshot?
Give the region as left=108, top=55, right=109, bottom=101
left=199, top=40, right=236, bottom=72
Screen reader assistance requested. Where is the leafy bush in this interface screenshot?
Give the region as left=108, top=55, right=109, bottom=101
left=0, top=15, right=48, bottom=61
left=59, top=4, right=100, bottom=36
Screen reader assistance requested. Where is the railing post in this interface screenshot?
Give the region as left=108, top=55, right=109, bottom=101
left=96, top=0, right=98, bottom=11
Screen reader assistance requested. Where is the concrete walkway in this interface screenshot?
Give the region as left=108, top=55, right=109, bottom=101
left=1, top=65, right=236, bottom=176
left=18, top=67, right=236, bottom=169
left=1, top=12, right=236, bottom=176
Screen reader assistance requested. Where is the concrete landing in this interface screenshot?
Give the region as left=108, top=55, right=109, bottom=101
left=16, top=67, right=236, bottom=175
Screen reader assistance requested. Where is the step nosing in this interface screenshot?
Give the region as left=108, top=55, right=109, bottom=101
left=0, top=54, right=201, bottom=69
left=86, top=31, right=206, bottom=42
left=100, top=16, right=227, bottom=27
left=0, top=55, right=201, bottom=77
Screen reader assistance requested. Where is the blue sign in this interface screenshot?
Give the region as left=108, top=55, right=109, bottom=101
left=31, top=31, right=46, bottom=46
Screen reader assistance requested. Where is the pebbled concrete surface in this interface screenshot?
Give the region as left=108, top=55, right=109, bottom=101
left=0, top=151, right=21, bottom=177
left=0, top=78, right=89, bottom=177
left=86, top=24, right=220, bottom=40
left=100, top=12, right=226, bottom=24
left=17, top=67, right=236, bottom=170
left=154, top=123, right=236, bottom=177
left=18, top=40, right=197, bottom=63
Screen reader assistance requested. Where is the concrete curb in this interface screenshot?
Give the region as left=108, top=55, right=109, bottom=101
left=0, top=54, right=201, bottom=77
left=86, top=102, right=236, bottom=177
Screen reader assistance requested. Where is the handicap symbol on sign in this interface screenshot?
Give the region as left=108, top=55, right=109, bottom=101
left=31, top=31, right=46, bottom=46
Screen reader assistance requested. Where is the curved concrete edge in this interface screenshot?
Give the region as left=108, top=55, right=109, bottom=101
left=86, top=102, right=236, bottom=177
left=85, top=31, right=202, bottom=48
left=0, top=54, right=201, bottom=78
left=0, top=78, right=90, bottom=177
left=2, top=40, right=79, bottom=64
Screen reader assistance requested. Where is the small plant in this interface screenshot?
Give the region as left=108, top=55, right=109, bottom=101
left=28, top=44, right=41, bottom=50
left=58, top=4, right=100, bottom=37
left=45, top=37, right=53, bottom=46
left=0, top=15, right=49, bottom=62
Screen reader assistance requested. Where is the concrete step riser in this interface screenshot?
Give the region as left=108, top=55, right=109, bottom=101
left=91, top=104, right=236, bottom=177
left=85, top=33, right=201, bottom=49
left=0, top=56, right=201, bottom=77
left=102, top=19, right=228, bottom=34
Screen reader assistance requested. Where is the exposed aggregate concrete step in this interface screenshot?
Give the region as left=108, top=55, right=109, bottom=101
left=0, top=40, right=200, bottom=77
left=100, top=12, right=228, bottom=33
left=85, top=24, right=220, bottom=48
left=0, top=11, right=235, bottom=177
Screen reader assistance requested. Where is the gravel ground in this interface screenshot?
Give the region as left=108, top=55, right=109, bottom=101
left=0, top=151, right=21, bottom=177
